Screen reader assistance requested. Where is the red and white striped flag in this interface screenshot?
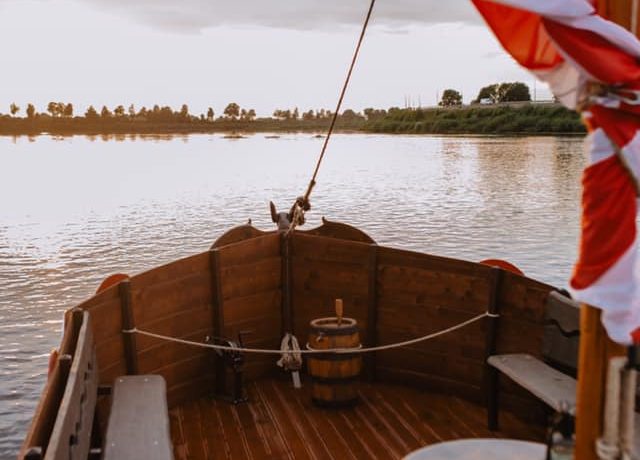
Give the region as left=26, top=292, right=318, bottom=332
left=472, top=0, right=640, bottom=343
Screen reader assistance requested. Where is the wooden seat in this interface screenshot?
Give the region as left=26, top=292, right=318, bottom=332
left=487, top=354, right=576, bottom=414
left=103, top=375, right=173, bottom=460
left=487, top=291, right=580, bottom=430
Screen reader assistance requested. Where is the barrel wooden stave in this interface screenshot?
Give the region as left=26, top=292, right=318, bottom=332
left=307, top=317, right=362, bottom=406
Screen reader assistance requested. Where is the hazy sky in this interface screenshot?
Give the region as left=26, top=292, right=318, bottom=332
left=0, top=0, right=550, bottom=117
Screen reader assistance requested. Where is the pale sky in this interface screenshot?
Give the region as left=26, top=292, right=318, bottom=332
left=0, top=0, right=551, bottom=117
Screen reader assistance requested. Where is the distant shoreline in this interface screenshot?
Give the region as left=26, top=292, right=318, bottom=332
left=0, top=103, right=586, bottom=137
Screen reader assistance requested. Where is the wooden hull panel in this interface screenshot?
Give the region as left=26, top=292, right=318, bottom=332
left=71, top=228, right=553, bottom=413
left=21, top=223, right=557, bottom=456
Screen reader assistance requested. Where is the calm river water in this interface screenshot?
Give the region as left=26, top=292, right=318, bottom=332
left=0, top=133, right=585, bottom=456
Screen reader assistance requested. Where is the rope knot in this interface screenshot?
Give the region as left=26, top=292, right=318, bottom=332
left=284, top=197, right=311, bottom=234
left=277, top=333, right=302, bottom=371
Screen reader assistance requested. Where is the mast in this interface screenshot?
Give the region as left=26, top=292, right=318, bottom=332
left=575, top=307, right=625, bottom=460
left=574, top=2, right=638, bottom=459
left=594, top=0, right=640, bottom=35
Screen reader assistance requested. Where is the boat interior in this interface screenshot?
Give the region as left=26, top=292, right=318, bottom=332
left=20, top=221, right=579, bottom=459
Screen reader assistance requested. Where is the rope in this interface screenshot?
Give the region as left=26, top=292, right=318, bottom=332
left=596, top=439, right=620, bottom=460
left=287, top=0, right=377, bottom=234
left=122, top=311, right=491, bottom=355
left=277, top=333, right=302, bottom=370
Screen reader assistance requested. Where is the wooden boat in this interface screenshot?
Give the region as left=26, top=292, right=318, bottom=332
left=18, top=1, right=640, bottom=459
left=18, top=219, right=583, bottom=459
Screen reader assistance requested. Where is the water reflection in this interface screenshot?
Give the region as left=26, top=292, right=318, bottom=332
left=0, top=133, right=586, bottom=456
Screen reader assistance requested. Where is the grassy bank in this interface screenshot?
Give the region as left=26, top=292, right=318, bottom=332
left=363, top=104, right=586, bottom=135
left=0, top=115, right=364, bottom=136
left=0, top=103, right=585, bottom=136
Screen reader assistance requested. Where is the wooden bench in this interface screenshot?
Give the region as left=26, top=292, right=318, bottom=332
left=45, top=310, right=100, bottom=460
left=487, top=291, right=640, bottom=455
left=487, top=291, right=579, bottom=430
left=103, top=375, right=173, bottom=460
left=20, top=308, right=173, bottom=460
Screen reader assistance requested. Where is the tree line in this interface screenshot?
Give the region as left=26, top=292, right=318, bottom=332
left=438, top=82, right=533, bottom=107
left=3, top=101, right=384, bottom=122
left=0, top=96, right=578, bottom=136
left=4, top=101, right=252, bottom=122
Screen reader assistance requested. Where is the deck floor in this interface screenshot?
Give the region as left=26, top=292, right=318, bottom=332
left=169, top=376, right=543, bottom=460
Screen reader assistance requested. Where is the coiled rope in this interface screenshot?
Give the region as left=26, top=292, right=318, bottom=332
left=122, top=311, right=496, bottom=355
left=287, top=0, right=377, bottom=234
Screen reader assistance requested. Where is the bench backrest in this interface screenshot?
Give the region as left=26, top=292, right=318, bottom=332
left=20, top=309, right=87, bottom=459
left=44, top=309, right=98, bottom=460
left=20, top=309, right=99, bottom=460
left=542, top=291, right=580, bottom=376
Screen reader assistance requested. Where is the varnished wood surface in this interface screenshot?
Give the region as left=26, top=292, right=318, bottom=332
left=69, top=229, right=556, bottom=409
left=26, top=225, right=557, bottom=455
left=575, top=305, right=626, bottom=460
left=170, top=376, right=543, bottom=460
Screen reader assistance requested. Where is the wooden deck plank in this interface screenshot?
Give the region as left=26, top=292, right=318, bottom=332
left=356, top=387, right=412, bottom=455
left=171, top=377, right=543, bottom=460
left=268, top=380, right=334, bottom=459
left=359, top=385, right=425, bottom=449
left=198, top=398, right=227, bottom=460
left=170, top=407, right=189, bottom=460
left=181, top=399, right=207, bottom=460
left=254, top=381, right=315, bottom=460
left=252, top=382, right=311, bottom=460
left=245, top=382, right=290, bottom=459
left=215, top=398, right=253, bottom=460
left=378, top=385, right=451, bottom=444
left=322, top=406, right=387, bottom=459
left=287, top=382, right=358, bottom=460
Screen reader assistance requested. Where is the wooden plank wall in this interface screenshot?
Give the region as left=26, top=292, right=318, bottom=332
left=495, top=271, right=553, bottom=414
left=290, top=233, right=373, bottom=349
left=288, top=234, right=552, bottom=414
left=69, top=228, right=552, bottom=418
left=74, top=234, right=283, bottom=411
left=375, top=247, right=494, bottom=401
left=77, top=285, right=125, bottom=386
left=217, top=233, right=282, bottom=379
left=129, top=252, right=213, bottom=408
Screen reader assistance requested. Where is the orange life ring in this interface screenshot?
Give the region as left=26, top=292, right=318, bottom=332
left=480, top=259, right=524, bottom=276
left=96, top=273, right=129, bottom=293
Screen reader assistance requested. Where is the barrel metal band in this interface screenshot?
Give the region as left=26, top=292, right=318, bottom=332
left=310, top=375, right=360, bottom=385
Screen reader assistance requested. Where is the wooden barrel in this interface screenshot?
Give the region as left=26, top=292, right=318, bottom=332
left=307, top=317, right=362, bottom=407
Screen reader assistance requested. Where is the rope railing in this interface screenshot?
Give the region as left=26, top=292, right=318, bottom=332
left=122, top=311, right=495, bottom=355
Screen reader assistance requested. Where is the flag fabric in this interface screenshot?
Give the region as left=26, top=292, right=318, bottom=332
left=472, top=0, right=640, bottom=344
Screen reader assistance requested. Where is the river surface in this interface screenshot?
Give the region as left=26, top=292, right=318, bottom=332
left=0, top=133, right=585, bottom=456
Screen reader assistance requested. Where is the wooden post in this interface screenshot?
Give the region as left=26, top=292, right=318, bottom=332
left=574, top=4, right=635, bottom=458
left=280, top=233, right=293, bottom=334
left=595, top=0, right=640, bottom=36
left=575, top=304, right=625, bottom=460
left=484, top=267, right=503, bottom=431
left=365, top=244, right=378, bottom=382
left=119, top=280, right=138, bottom=375
left=209, top=248, right=226, bottom=395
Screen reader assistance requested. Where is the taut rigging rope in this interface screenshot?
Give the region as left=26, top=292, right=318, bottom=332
left=288, top=0, right=377, bottom=233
